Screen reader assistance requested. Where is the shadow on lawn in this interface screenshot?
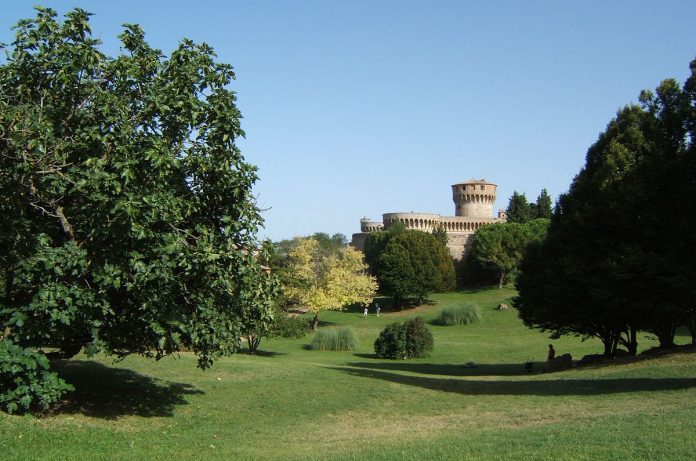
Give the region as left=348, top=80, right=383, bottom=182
left=348, top=361, right=529, bottom=376
left=51, top=360, right=203, bottom=419
left=332, top=366, right=696, bottom=396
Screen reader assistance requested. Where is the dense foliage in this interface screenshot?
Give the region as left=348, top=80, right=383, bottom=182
left=374, top=317, right=433, bottom=359
left=0, top=339, right=73, bottom=414
left=364, top=226, right=455, bottom=307
left=516, top=58, right=696, bottom=354
left=0, top=8, right=275, bottom=410
left=285, top=237, right=377, bottom=330
left=506, top=189, right=553, bottom=223
left=468, top=219, right=549, bottom=288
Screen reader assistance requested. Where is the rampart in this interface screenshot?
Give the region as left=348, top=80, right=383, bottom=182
left=351, top=179, right=506, bottom=260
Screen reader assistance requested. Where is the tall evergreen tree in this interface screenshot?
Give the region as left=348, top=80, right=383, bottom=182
left=505, top=191, right=531, bottom=223
left=534, top=189, right=553, bottom=219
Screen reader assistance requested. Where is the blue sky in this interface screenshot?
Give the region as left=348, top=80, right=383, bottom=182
left=2, top=1, right=695, bottom=241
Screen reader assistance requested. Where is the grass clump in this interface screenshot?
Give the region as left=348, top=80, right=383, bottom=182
left=310, top=327, right=357, bottom=351
left=434, top=302, right=481, bottom=326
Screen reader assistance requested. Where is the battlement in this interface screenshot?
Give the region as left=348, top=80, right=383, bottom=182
left=351, top=179, right=505, bottom=260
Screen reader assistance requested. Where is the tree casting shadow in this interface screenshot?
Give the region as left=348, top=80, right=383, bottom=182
left=331, top=366, right=696, bottom=396
left=51, top=360, right=203, bottom=419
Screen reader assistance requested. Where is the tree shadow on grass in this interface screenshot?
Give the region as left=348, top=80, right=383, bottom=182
left=348, top=361, right=530, bottom=377
left=51, top=360, right=203, bottom=419
left=331, top=366, right=696, bottom=396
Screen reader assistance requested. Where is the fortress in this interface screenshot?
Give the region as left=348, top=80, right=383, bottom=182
left=351, top=179, right=507, bottom=260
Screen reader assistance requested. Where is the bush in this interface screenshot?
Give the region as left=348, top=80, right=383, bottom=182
left=271, top=315, right=309, bottom=339
left=374, top=316, right=434, bottom=359
left=0, top=340, right=74, bottom=414
left=404, top=317, right=434, bottom=358
left=374, top=323, right=407, bottom=359
left=434, top=302, right=482, bottom=326
left=310, top=327, right=357, bottom=351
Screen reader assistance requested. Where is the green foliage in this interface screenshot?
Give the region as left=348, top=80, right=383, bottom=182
left=0, top=340, right=74, bottom=414
left=403, top=317, right=434, bottom=358
left=505, top=192, right=531, bottom=223
left=468, top=220, right=548, bottom=289
left=366, top=229, right=455, bottom=307
left=516, top=57, right=696, bottom=355
left=534, top=189, right=553, bottom=219
left=309, top=327, right=357, bottom=351
left=434, top=302, right=482, bottom=326
left=374, top=322, right=407, bottom=359
left=374, top=316, right=433, bottom=359
left=0, top=7, right=270, bottom=369
left=432, top=225, right=448, bottom=248
left=270, top=315, right=309, bottom=339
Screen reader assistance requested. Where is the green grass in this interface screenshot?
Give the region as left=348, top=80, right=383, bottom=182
left=2, top=287, right=695, bottom=460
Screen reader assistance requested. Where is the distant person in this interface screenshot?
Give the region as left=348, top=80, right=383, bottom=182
left=375, top=303, right=380, bottom=316
left=548, top=344, right=556, bottom=362
left=363, top=307, right=368, bottom=318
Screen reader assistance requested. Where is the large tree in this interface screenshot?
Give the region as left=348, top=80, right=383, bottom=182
left=0, top=8, right=272, bottom=371
left=469, top=220, right=548, bottom=289
left=516, top=59, right=696, bottom=354
left=285, top=237, right=377, bottom=330
left=369, top=229, right=456, bottom=307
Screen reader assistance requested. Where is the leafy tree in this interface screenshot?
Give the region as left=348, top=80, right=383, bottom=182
left=285, top=237, right=377, bottom=330
left=373, top=230, right=455, bottom=307
left=505, top=191, right=531, bottom=223
left=0, top=6, right=271, bottom=382
left=469, top=220, right=548, bottom=289
left=516, top=58, right=696, bottom=353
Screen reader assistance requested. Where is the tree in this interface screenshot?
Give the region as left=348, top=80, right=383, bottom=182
left=534, top=189, right=553, bottom=219
left=432, top=224, right=448, bottom=248
left=516, top=58, right=696, bottom=353
left=285, top=237, right=377, bottom=330
left=374, top=230, right=455, bottom=306
left=469, top=220, right=548, bottom=289
left=505, top=191, right=531, bottom=223
left=0, top=7, right=272, bottom=376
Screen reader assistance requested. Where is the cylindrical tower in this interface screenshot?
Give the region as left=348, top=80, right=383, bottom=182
left=451, top=179, right=497, bottom=218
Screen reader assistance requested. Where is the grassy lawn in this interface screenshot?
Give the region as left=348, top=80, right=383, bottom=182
left=2, top=287, right=695, bottom=460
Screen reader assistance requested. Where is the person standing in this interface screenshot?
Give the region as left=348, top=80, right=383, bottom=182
left=375, top=303, right=380, bottom=316
left=547, top=344, right=556, bottom=362
left=363, top=307, right=368, bottom=318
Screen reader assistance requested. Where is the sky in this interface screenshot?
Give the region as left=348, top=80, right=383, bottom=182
left=2, top=1, right=695, bottom=242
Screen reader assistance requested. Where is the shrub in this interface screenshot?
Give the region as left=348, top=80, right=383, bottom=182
left=404, top=317, right=434, bottom=358
left=0, top=340, right=74, bottom=414
left=374, top=317, right=433, bottom=359
left=374, top=323, right=407, bottom=359
left=434, top=302, right=482, bottom=326
left=272, top=315, right=309, bottom=339
left=310, top=327, right=357, bottom=351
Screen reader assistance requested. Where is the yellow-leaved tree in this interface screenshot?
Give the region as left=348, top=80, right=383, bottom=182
left=286, top=237, right=377, bottom=330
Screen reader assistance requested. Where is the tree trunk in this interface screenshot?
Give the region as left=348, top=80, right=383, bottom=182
left=497, top=271, right=505, bottom=289
left=627, top=326, right=638, bottom=355
left=312, top=313, right=319, bottom=331
left=246, top=335, right=260, bottom=354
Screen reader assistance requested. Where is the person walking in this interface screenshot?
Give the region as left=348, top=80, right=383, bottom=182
left=375, top=303, right=380, bottom=316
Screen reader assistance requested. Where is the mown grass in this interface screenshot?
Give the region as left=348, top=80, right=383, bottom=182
left=2, top=287, right=695, bottom=460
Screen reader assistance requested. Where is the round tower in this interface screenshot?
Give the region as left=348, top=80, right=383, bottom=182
left=451, top=179, right=497, bottom=218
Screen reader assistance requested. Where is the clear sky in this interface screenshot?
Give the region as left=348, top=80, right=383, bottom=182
left=3, top=1, right=695, bottom=241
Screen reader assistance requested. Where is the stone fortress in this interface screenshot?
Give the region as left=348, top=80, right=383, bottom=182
left=351, top=179, right=507, bottom=260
